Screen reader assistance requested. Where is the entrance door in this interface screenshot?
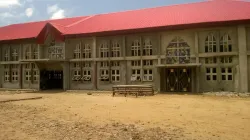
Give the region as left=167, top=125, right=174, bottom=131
left=166, top=68, right=191, bottom=92
left=40, top=70, right=63, bottom=90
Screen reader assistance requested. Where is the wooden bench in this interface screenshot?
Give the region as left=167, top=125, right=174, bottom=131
left=112, top=85, right=154, bottom=97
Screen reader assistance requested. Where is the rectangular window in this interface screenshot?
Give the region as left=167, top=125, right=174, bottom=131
left=205, top=57, right=217, bottom=64
left=220, top=56, right=233, bottom=64
left=25, top=45, right=31, bottom=59
left=12, top=49, right=19, bottom=61
left=111, top=61, right=120, bottom=67
left=131, top=60, right=141, bottom=66
left=82, top=70, right=91, bottom=81
left=143, top=40, right=153, bottom=56
left=100, top=43, right=109, bottom=58
left=82, top=44, right=91, bottom=58
left=4, top=49, right=9, bottom=61
left=4, top=68, right=10, bottom=82
left=143, top=60, right=153, bottom=66
left=100, top=62, right=109, bottom=67
left=206, top=67, right=217, bottom=81
left=72, top=70, right=81, bottom=81
left=131, top=69, right=141, bottom=81
left=25, top=71, right=32, bottom=81
left=74, top=44, right=81, bottom=59
left=33, top=46, right=39, bottom=59
left=48, top=45, right=64, bottom=59
left=143, top=69, right=153, bottom=81
left=33, top=70, right=39, bottom=81
left=111, top=69, right=120, bottom=82
left=73, top=62, right=81, bottom=68
left=131, top=41, right=140, bottom=56
left=100, top=69, right=109, bottom=81
left=221, top=67, right=233, bottom=81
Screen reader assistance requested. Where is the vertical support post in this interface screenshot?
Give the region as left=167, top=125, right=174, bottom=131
left=92, top=37, right=97, bottom=90
left=194, top=32, right=200, bottom=93
left=123, top=36, right=127, bottom=85
left=238, top=25, right=248, bottom=92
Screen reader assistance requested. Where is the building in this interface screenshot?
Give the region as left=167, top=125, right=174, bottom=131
left=0, top=0, right=250, bottom=93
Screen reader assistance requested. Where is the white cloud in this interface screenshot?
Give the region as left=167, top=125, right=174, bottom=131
left=25, top=7, right=33, bottom=17
left=50, top=9, right=65, bottom=19
left=0, top=0, right=21, bottom=8
left=0, top=12, right=14, bottom=18
left=47, top=4, right=59, bottom=14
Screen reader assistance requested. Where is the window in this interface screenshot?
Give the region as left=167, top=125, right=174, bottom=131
left=221, top=56, right=233, bottom=64
left=111, top=61, right=120, bottom=67
left=4, top=49, right=9, bottom=61
left=4, top=65, right=10, bottom=82
left=82, top=62, right=91, bottom=68
left=101, top=62, right=109, bottom=67
left=74, top=44, right=81, bottom=59
left=111, top=41, right=120, bottom=57
left=11, top=65, right=19, bottom=82
left=205, top=57, right=217, bottom=64
left=82, top=70, right=91, bottom=81
left=82, top=44, right=91, bottom=58
left=73, top=70, right=81, bottom=81
left=131, top=69, right=141, bottom=81
left=25, top=71, right=32, bottom=81
left=143, top=69, right=153, bottom=81
left=221, top=67, right=233, bottom=81
left=131, top=40, right=141, bottom=56
left=12, top=49, right=18, bottom=61
left=166, top=37, right=190, bottom=64
left=100, top=69, right=109, bottom=81
left=33, top=70, right=39, bottom=81
left=143, top=60, right=153, bottom=66
left=73, top=62, right=81, bottom=68
left=143, top=39, right=153, bottom=56
left=205, top=34, right=216, bottom=53
left=48, top=45, right=64, bottom=59
left=100, top=43, right=109, bottom=58
left=111, top=70, right=120, bottom=82
left=220, top=34, right=232, bottom=52
left=131, top=60, right=141, bottom=66
left=25, top=46, right=31, bottom=59
left=33, top=46, right=39, bottom=59
left=206, top=68, right=217, bottom=81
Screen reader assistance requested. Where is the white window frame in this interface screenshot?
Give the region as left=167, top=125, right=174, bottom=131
left=131, top=60, right=141, bottom=67
left=143, top=60, right=153, bottom=66
left=100, top=69, right=109, bottom=81
left=131, top=40, right=141, bottom=56
left=25, top=70, right=32, bottom=81
left=4, top=49, right=9, bottom=61
left=131, top=69, right=141, bottom=81
left=143, top=69, right=153, bottom=81
left=221, top=67, right=233, bottom=81
left=205, top=57, right=217, bottom=64
left=111, top=41, right=120, bottom=57
left=143, top=39, right=153, bottom=56
left=220, top=56, right=233, bottom=64
left=205, top=34, right=216, bottom=53
left=100, top=43, right=109, bottom=58
left=82, top=44, right=91, bottom=58
left=206, top=67, right=217, bottom=81
left=111, top=69, right=120, bottom=82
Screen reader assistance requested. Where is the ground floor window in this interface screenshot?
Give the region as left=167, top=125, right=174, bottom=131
left=111, top=69, right=120, bottom=82
left=221, top=67, right=233, bottom=81
left=131, top=69, right=141, bottom=81
left=100, top=69, right=109, bottom=81
left=12, top=71, right=18, bottom=82
left=206, top=67, right=217, bottom=81
left=4, top=71, right=10, bottom=82
left=25, top=71, right=32, bottom=81
left=143, top=69, right=153, bottom=81
left=33, top=70, right=39, bottom=82
left=82, top=70, right=91, bottom=81
left=73, top=70, right=81, bottom=81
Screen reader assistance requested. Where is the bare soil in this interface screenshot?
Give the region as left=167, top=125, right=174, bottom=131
left=0, top=92, right=250, bottom=140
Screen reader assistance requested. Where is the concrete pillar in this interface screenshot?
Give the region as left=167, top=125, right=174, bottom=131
left=92, top=37, right=97, bottom=89
left=0, top=65, right=3, bottom=88
left=63, top=62, right=70, bottom=90
left=123, top=36, right=128, bottom=85
left=238, top=25, right=248, bottom=92
left=194, top=32, right=200, bottom=93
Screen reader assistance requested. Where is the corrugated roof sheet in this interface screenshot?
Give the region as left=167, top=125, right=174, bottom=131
left=0, top=0, right=250, bottom=41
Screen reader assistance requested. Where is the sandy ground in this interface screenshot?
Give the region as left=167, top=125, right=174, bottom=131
left=0, top=92, right=250, bottom=140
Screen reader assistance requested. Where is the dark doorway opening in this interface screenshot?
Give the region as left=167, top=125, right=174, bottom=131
left=166, top=68, right=191, bottom=92
left=40, top=70, right=63, bottom=90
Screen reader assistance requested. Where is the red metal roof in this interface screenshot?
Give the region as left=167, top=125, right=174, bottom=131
left=1, top=0, right=250, bottom=42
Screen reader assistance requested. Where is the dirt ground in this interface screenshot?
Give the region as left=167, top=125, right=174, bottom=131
left=0, top=91, right=250, bottom=140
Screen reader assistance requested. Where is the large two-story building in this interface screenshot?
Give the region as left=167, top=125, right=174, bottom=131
left=1, top=0, right=250, bottom=93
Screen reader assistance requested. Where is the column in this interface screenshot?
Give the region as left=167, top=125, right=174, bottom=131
left=63, top=62, right=70, bottom=90
left=238, top=25, right=248, bottom=92
left=92, top=37, right=97, bottom=90
left=194, top=32, right=200, bottom=93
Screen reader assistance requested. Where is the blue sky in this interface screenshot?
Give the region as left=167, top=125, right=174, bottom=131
left=0, top=0, right=203, bottom=26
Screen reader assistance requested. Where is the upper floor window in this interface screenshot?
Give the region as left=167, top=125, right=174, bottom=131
left=111, top=41, right=120, bottom=57
left=33, top=46, right=38, bottom=59
left=220, top=34, right=232, bottom=52
left=74, top=44, right=81, bottom=59
left=48, top=45, right=64, bottom=59
left=100, top=42, right=109, bottom=58
left=4, top=49, right=9, bottom=61
left=11, top=49, right=18, bottom=61
left=131, top=40, right=140, bottom=56
left=143, top=39, right=153, bottom=56
left=82, top=44, right=91, bottom=58
left=25, top=46, right=31, bottom=59
left=205, top=34, right=216, bottom=53
left=166, top=37, right=190, bottom=64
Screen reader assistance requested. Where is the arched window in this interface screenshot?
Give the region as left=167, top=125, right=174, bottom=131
left=33, top=47, right=38, bottom=59
left=111, top=41, right=120, bottom=57
left=143, top=39, right=153, bottom=56
left=220, top=34, right=232, bottom=52
left=205, top=34, right=216, bottom=53
left=82, top=44, right=91, bottom=58
left=73, top=43, right=81, bottom=59
left=166, top=37, right=190, bottom=64
left=131, top=40, right=140, bottom=56
left=4, top=49, right=9, bottom=61
left=25, top=46, right=31, bottom=59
